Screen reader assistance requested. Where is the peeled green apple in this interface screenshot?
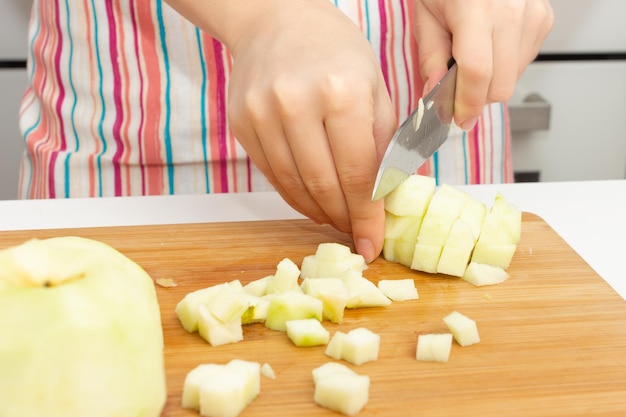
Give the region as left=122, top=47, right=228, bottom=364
left=0, top=237, right=166, bottom=417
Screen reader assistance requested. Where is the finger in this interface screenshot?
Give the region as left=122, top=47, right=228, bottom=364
left=448, top=2, right=494, bottom=130
left=277, top=87, right=352, bottom=233
left=488, top=2, right=524, bottom=103
left=414, top=1, right=453, bottom=96
left=230, top=96, right=332, bottom=226
left=323, top=78, right=386, bottom=263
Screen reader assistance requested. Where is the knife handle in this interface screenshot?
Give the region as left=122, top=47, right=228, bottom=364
left=447, top=57, right=456, bottom=69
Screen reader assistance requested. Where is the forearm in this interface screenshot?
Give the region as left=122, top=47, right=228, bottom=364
left=164, top=0, right=298, bottom=52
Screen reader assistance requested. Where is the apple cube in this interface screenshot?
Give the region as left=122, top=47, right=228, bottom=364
left=301, top=277, right=349, bottom=323
left=286, top=318, right=330, bottom=347
left=410, top=243, right=442, bottom=274
left=342, top=270, right=392, bottom=308
left=471, top=242, right=517, bottom=269
left=443, top=311, right=480, bottom=347
left=197, top=305, right=243, bottom=347
left=264, top=291, right=323, bottom=332
left=384, top=173, right=436, bottom=217
left=324, top=331, right=347, bottom=361
left=436, top=219, right=475, bottom=277
left=300, top=243, right=367, bottom=279
left=181, top=364, right=223, bottom=411
left=208, top=284, right=251, bottom=324
left=265, top=258, right=302, bottom=294
left=416, top=333, right=453, bottom=362
left=424, top=183, right=471, bottom=221
left=243, top=275, right=271, bottom=297
left=240, top=295, right=270, bottom=324
left=459, top=198, right=487, bottom=242
left=325, top=327, right=380, bottom=366
left=384, top=212, right=422, bottom=242
left=313, top=363, right=370, bottom=416
left=462, top=262, right=510, bottom=286
left=182, top=360, right=261, bottom=417
left=377, top=278, right=419, bottom=301
left=382, top=239, right=416, bottom=267
left=315, top=242, right=353, bottom=262
left=175, top=280, right=242, bottom=333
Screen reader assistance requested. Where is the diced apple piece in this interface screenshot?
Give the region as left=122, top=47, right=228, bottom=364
left=384, top=173, right=436, bottom=217
left=315, top=242, right=353, bottom=262
left=208, top=284, right=251, bottom=324
left=240, top=295, right=270, bottom=325
left=313, top=363, right=370, bottom=416
left=313, top=362, right=370, bottom=416
left=458, top=199, right=487, bottom=242
left=285, top=318, right=330, bottom=347
left=265, top=258, right=302, bottom=294
left=182, top=360, right=261, bottom=417
left=416, top=333, right=453, bottom=362
left=175, top=280, right=242, bottom=333
left=443, top=311, right=480, bottom=347
left=324, top=331, right=346, bottom=361
left=225, top=359, right=262, bottom=403
left=382, top=239, right=416, bottom=268
left=436, top=219, right=475, bottom=277
left=192, top=360, right=260, bottom=417
left=181, top=364, right=223, bottom=411
left=471, top=242, right=517, bottom=269
left=264, top=291, right=323, bottom=332
left=312, top=362, right=355, bottom=383
left=462, top=262, right=509, bottom=286
left=325, top=327, right=380, bottom=366
left=342, top=270, right=392, bottom=308
left=424, top=183, right=471, bottom=221
left=416, top=214, right=456, bottom=247
left=243, top=275, right=271, bottom=297
left=301, top=243, right=367, bottom=279
left=197, top=305, right=243, bottom=347
left=410, top=243, right=442, bottom=274
left=301, top=277, right=349, bottom=323
left=377, top=278, right=418, bottom=301
left=340, top=328, right=381, bottom=366
left=316, top=254, right=367, bottom=278
left=384, top=212, right=422, bottom=242
left=299, top=255, right=318, bottom=279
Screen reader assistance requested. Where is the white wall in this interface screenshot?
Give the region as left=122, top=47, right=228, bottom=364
left=0, top=1, right=30, bottom=200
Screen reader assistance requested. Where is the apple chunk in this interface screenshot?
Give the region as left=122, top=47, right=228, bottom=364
left=416, top=333, right=453, bottom=363
left=0, top=237, right=166, bottom=417
left=312, top=362, right=370, bottom=416
left=182, top=360, right=261, bottom=417
left=443, top=311, right=480, bottom=347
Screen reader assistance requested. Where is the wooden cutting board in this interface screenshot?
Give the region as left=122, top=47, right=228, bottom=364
left=1, top=213, right=625, bottom=417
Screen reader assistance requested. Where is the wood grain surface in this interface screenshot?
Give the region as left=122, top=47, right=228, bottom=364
left=1, top=213, right=625, bottom=417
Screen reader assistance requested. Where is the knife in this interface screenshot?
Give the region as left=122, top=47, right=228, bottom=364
left=371, top=58, right=457, bottom=201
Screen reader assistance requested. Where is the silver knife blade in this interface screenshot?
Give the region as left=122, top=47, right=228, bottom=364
left=371, top=59, right=457, bottom=201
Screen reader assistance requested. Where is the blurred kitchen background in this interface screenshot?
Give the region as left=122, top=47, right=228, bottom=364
left=1, top=0, right=625, bottom=200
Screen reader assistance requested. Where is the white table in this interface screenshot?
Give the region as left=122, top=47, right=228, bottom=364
left=1, top=180, right=624, bottom=300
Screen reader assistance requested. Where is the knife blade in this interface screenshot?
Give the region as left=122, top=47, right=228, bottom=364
left=371, top=58, right=457, bottom=201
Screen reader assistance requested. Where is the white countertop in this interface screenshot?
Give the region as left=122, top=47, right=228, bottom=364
left=0, top=180, right=624, bottom=300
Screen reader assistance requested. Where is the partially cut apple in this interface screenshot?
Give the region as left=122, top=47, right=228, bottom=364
left=383, top=174, right=522, bottom=283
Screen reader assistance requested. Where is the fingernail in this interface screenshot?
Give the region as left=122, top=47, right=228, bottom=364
left=356, top=238, right=376, bottom=263
left=460, top=117, right=478, bottom=131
